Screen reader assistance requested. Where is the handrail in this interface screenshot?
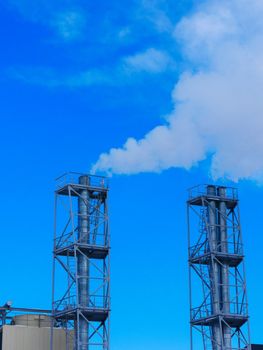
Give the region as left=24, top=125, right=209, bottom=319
left=188, top=184, right=238, bottom=200
left=191, top=301, right=248, bottom=320
left=55, top=172, right=109, bottom=190
left=190, top=241, right=243, bottom=257
left=53, top=294, right=110, bottom=311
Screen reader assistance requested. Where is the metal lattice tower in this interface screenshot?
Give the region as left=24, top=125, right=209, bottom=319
left=187, top=185, right=250, bottom=350
left=51, top=172, right=110, bottom=350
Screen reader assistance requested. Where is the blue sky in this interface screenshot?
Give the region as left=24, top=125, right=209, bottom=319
left=1, top=0, right=263, bottom=349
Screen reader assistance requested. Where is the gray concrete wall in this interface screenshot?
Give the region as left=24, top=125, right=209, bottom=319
left=1, top=325, right=73, bottom=350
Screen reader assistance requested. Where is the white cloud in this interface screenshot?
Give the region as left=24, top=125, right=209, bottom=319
left=92, top=117, right=205, bottom=175
left=9, top=66, right=112, bottom=87
left=140, top=0, right=173, bottom=33
left=6, top=0, right=87, bottom=42
left=123, top=48, right=174, bottom=73
left=51, top=10, right=86, bottom=41
left=92, top=0, right=263, bottom=181
left=118, top=27, right=131, bottom=40
left=11, top=47, right=174, bottom=87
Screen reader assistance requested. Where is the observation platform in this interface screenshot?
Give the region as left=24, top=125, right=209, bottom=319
left=189, top=252, right=243, bottom=267
left=56, top=184, right=108, bottom=197
left=191, top=313, right=248, bottom=328
left=54, top=307, right=109, bottom=323
left=55, top=244, right=109, bottom=259
left=55, top=172, right=109, bottom=197
left=188, top=184, right=238, bottom=209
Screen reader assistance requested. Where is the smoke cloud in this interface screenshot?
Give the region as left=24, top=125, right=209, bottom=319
left=92, top=0, right=263, bottom=181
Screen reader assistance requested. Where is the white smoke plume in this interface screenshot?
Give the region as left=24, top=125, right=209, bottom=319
left=92, top=0, right=263, bottom=181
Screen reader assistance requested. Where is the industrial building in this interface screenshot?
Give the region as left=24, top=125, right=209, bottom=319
left=0, top=307, right=73, bottom=350
left=0, top=314, right=73, bottom=350
left=0, top=175, right=262, bottom=349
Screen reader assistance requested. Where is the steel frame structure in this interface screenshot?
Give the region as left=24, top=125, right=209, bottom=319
left=51, top=172, right=110, bottom=350
left=187, top=185, right=250, bottom=350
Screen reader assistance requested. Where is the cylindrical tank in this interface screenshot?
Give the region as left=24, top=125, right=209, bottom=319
left=218, top=186, right=231, bottom=350
left=77, top=175, right=90, bottom=350
left=12, top=314, right=52, bottom=328
left=207, top=185, right=221, bottom=350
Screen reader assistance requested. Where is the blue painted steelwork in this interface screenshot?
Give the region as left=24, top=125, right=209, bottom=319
left=187, top=184, right=250, bottom=350
left=51, top=172, right=110, bottom=350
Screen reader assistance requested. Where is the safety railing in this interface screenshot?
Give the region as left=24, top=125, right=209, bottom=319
left=191, top=301, right=248, bottom=321
left=53, top=294, right=110, bottom=312
left=56, top=172, right=109, bottom=190
left=188, top=184, right=238, bottom=200
left=55, top=231, right=109, bottom=250
left=190, top=240, right=243, bottom=258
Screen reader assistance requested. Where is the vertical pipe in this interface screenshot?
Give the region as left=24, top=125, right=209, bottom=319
left=218, top=187, right=231, bottom=350
left=78, top=175, right=90, bottom=350
left=207, top=185, right=221, bottom=350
